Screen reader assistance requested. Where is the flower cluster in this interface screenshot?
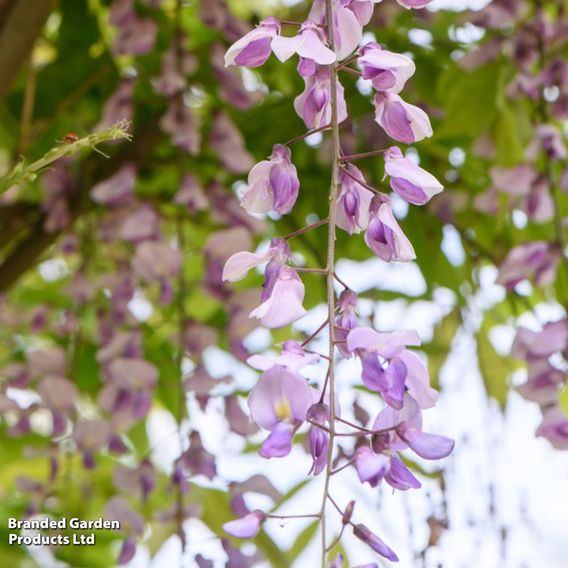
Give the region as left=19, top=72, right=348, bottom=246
left=221, top=0, right=453, bottom=564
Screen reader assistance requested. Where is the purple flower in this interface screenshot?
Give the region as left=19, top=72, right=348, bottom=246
left=295, top=66, right=348, bottom=129
left=225, top=17, right=280, bottom=68
left=223, top=510, right=266, bottom=538
left=336, top=165, right=374, bottom=234
left=223, top=238, right=291, bottom=283
left=160, top=99, right=200, bottom=154
left=346, top=0, right=382, bottom=25
left=335, top=289, right=359, bottom=358
left=250, top=265, right=307, bottom=328
left=511, top=320, right=568, bottom=361
left=355, top=446, right=390, bottom=487
left=516, top=361, right=564, bottom=405
left=90, top=164, right=136, bottom=206
left=495, top=242, right=560, bottom=289
left=248, top=366, right=312, bottom=458
left=364, top=195, right=416, bottom=262
left=97, top=79, right=134, bottom=130
left=353, top=524, right=399, bottom=562
left=210, top=112, right=254, bottom=174
left=174, top=174, right=209, bottom=213
left=374, top=92, right=433, bottom=144
left=241, top=145, right=300, bottom=215
left=348, top=327, right=438, bottom=409
left=272, top=21, right=336, bottom=66
left=536, top=406, right=568, bottom=450
left=307, top=403, right=329, bottom=475
left=308, top=0, right=363, bottom=61
left=359, top=42, right=415, bottom=93
left=248, top=340, right=319, bottom=372
left=329, top=554, right=344, bottom=568
left=396, top=0, right=433, bottom=8
left=373, top=396, right=455, bottom=460
left=384, top=146, right=443, bottom=205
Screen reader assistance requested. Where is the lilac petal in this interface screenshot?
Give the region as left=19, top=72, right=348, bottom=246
left=398, top=350, right=437, bottom=409
left=355, top=446, right=389, bottom=487
left=348, top=327, right=420, bottom=356
left=248, top=366, right=312, bottom=430
left=223, top=510, right=266, bottom=538
left=385, top=456, right=421, bottom=490
left=118, top=537, right=136, bottom=565
left=259, top=421, right=294, bottom=458
left=223, top=251, right=269, bottom=282
left=399, top=427, right=455, bottom=459
left=234, top=37, right=273, bottom=67
left=353, top=524, right=399, bottom=562
left=250, top=267, right=306, bottom=328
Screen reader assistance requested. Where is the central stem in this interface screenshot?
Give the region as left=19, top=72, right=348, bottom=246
left=320, top=0, right=341, bottom=565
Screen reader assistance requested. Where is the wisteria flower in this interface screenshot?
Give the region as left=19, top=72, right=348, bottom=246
left=373, top=395, right=455, bottom=459
left=248, top=366, right=312, bottom=457
left=359, top=42, right=415, bottom=93
left=308, top=0, right=363, bottom=60
left=335, top=289, right=359, bottom=358
left=384, top=146, right=443, bottom=205
left=353, top=524, right=399, bottom=562
left=336, top=165, right=374, bottom=234
left=348, top=327, right=438, bottom=409
left=272, top=21, right=336, bottom=66
left=248, top=340, right=319, bottom=372
left=222, top=238, right=291, bottom=283
left=374, top=92, right=433, bottom=144
left=306, top=403, right=329, bottom=475
left=90, top=164, right=136, bottom=206
left=223, top=510, right=266, bottom=538
left=364, top=194, right=416, bottom=262
left=240, top=145, right=300, bottom=215
left=536, top=406, right=568, bottom=450
left=295, top=66, right=348, bottom=129
left=225, top=17, right=281, bottom=67
left=396, top=0, right=433, bottom=8
left=346, top=0, right=383, bottom=26
left=250, top=265, right=307, bottom=328
left=495, top=241, right=560, bottom=289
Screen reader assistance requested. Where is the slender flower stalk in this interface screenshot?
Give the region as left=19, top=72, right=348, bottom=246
left=319, top=0, right=341, bottom=563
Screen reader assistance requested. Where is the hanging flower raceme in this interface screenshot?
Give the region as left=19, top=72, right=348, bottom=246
left=364, top=194, right=416, bottom=262
left=224, top=17, right=281, bottom=67
left=358, top=42, right=416, bottom=93
left=336, top=165, right=374, bottom=234
left=374, top=92, right=433, bottom=144
left=248, top=365, right=313, bottom=458
left=240, top=144, right=300, bottom=215
left=383, top=146, right=443, bottom=205
left=295, top=66, right=348, bottom=128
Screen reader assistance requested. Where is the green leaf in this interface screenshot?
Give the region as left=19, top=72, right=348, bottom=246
left=476, top=318, right=516, bottom=409
left=288, top=520, right=319, bottom=563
